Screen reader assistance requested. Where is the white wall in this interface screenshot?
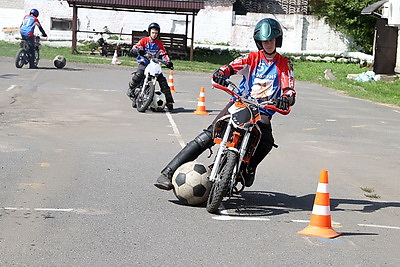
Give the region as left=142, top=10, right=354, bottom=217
left=0, top=8, right=25, bottom=41
left=0, top=0, right=368, bottom=55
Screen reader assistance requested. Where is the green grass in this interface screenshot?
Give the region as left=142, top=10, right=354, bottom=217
left=1, top=40, right=399, bottom=106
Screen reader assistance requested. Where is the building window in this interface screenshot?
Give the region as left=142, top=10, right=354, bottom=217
left=51, top=18, right=73, bottom=31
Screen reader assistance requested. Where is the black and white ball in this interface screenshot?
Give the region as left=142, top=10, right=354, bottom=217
left=172, top=161, right=212, bottom=206
left=150, top=91, right=166, bottom=112
left=53, top=55, right=66, bottom=69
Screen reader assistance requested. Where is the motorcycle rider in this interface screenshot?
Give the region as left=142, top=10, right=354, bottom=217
left=128, top=22, right=174, bottom=111
left=154, top=18, right=296, bottom=190
left=19, top=9, right=47, bottom=69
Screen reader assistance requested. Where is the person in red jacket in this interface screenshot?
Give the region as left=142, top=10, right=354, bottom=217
left=20, top=9, right=47, bottom=69
left=127, top=22, right=174, bottom=110
left=154, top=18, right=296, bottom=190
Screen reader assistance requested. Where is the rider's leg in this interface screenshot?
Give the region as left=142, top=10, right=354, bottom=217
left=128, top=65, right=145, bottom=93
left=244, top=115, right=274, bottom=187
left=157, top=73, right=174, bottom=110
left=154, top=126, right=214, bottom=190
left=154, top=102, right=233, bottom=190
left=25, top=36, right=36, bottom=69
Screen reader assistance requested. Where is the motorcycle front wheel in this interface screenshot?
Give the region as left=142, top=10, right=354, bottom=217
left=136, top=83, right=155, bottom=113
left=15, top=48, right=27, bottom=68
left=206, top=150, right=238, bottom=214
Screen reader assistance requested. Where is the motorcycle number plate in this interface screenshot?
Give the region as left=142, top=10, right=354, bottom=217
left=230, top=106, right=252, bottom=127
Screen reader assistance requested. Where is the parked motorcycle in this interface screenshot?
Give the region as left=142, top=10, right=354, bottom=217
left=15, top=35, right=41, bottom=68
left=206, top=80, right=291, bottom=214
left=128, top=53, right=173, bottom=112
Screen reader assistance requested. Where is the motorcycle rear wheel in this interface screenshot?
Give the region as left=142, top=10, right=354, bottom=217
left=206, top=150, right=238, bottom=214
left=15, top=48, right=27, bottom=68
left=136, top=83, right=155, bottom=113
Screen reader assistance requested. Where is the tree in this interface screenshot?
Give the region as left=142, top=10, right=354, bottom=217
left=310, top=0, right=377, bottom=53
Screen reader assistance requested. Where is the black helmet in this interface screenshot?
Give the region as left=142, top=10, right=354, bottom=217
left=148, top=22, right=160, bottom=34
left=30, top=9, right=39, bottom=17
left=253, top=18, right=283, bottom=50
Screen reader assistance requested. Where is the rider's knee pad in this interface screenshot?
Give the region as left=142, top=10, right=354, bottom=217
left=131, top=72, right=143, bottom=83
left=194, top=129, right=214, bottom=149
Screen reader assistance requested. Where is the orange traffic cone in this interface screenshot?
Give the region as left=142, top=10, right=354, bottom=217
left=194, top=87, right=209, bottom=115
left=111, top=49, right=121, bottom=65
left=168, top=70, right=176, bottom=93
left=298, top=170, right=341, bottom=239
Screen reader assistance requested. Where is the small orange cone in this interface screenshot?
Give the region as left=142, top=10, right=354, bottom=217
left=298, top=170, right=341, bottom=239
left=111, top=49, right=121, bottom=65
left=194, top=87, right=209, bottom=115
left=168, top=70, right=176, bottom=93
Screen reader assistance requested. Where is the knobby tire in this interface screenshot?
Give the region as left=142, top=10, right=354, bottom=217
left=136, top=82, right=155, bottom=112
left=206, top=150, right=238, bottom=214
left=15, top=48, right=26, bottom=68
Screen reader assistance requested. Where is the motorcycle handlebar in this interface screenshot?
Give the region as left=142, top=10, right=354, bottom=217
left=211, top=79, right=291, bottom=115
left=143, top=53, right=174, bottom=70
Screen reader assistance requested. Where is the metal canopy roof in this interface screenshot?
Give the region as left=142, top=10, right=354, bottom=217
left=66, top=0, right=205, bottom=15
left=361, top=0, right=388, bottom=15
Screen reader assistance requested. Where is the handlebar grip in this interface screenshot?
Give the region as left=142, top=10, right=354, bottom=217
left=263, top=104, right=291, bottom=115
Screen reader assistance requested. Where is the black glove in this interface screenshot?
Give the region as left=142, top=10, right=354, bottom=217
left=130, top=48, right=138, bottom=57
left=130, top=49, right=145, bottom=57
left=166, top=61, right=173, bottom=69
left=213, top=71, right=229, bottom=87
left=274, top=96, right=290, bottom=110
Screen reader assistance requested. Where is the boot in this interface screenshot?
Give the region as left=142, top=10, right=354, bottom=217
left=154, top=129, right=214, bottom=190
left=243, top=166, right=256, bottom=187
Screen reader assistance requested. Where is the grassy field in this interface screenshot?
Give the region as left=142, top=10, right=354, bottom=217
left=1, top=40, right=399, bottom=106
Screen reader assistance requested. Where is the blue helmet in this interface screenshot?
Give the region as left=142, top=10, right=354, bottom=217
left=30, top=9, right=39, bottom=17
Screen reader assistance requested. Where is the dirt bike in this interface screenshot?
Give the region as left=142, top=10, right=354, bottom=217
left=15, top=35, right=41, bottom=68
left=128, top=53, right=173, bottom=112
left=206, top=80, right=291, bottom=214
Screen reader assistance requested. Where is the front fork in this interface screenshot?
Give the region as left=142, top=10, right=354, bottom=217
left=209, top=123, right=252, bottom=186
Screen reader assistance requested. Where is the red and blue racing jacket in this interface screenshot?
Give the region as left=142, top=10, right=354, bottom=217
left=132, top=37, right=170, bottom=66
left=20, top=15, right=42, bottom=37
left=218, top=50, right=295, bottom=117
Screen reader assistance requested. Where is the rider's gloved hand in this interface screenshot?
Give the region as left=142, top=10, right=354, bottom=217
left=130, top=48, right=138, bottom=57
left=274, top=96, right=291, bottom=110
left=42, top=33, right=47, bottom=38
left=130, top=49, right=145, bottom=57
left=213, top=71, right=229, bottom=87
left=166, top=61, right=173, bottom=69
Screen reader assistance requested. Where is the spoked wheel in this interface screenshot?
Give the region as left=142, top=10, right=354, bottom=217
left=206, top=150, right=238, bottom=214
left=15, top=48, right=27, bottom=68
left=136, top=83, right=155, bottom=113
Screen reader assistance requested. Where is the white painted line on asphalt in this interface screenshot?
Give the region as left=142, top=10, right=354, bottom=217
left=393, top=110, right=400, bottom=114
left=292, top=219, right=342, bottom=227
left=165, top=111, right=186, bottom=148
left=3, top=207, right=73, bottom=212
left=212, top=216, right=270, bottom=221
left=6, top=85, right=17, bottom=91
left=358, top=224, right=400, bottom=230
left=291, top=219, right=310, bottom=223
left=3, top=207, right=74, bottom=212
left=69, top=87, right=119, bottom=92
left=211, top=209, right=270, bottom=221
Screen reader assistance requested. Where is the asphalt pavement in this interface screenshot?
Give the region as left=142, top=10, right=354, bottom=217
left=0, top=56, right=399, bottom=266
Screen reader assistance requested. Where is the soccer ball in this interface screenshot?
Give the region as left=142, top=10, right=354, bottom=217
left=172, top=161, right=212, bottom=206
left=53, top=55, right=66, bottom=69
left=149, top=91, right=166, bottom=112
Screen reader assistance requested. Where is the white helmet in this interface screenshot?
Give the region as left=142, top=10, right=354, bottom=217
left=150, top=91, right=166, bottom=111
